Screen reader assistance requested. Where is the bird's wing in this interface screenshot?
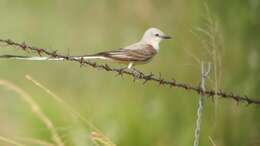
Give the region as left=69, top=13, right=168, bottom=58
left=96, top=44, right=157, bottom=62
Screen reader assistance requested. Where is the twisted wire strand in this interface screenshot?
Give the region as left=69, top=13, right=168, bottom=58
left=193, top=62, right=210, bottom=146
left=0, top=39, right=260, bottom=106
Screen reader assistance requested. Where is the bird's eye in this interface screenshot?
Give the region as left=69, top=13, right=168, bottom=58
left=155, top=33, right=160, bottom=37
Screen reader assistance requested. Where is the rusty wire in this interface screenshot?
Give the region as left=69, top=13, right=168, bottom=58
left=0, top=39, right=259, bottom=106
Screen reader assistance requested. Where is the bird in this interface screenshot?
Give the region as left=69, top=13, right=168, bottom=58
left=0, top=27, right=171, bottom=69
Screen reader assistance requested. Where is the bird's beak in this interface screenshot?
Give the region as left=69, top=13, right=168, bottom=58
left=160, top=35, right=172, bottom=39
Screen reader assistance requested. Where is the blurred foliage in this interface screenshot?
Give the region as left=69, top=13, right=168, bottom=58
left=0, top=0, right=259, bottom=146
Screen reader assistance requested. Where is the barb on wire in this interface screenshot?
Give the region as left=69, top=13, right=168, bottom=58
left=0, top=39, right=260, bottom=106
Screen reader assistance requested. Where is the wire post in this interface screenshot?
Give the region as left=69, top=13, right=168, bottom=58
left=193, top=62, right=211, bottom=146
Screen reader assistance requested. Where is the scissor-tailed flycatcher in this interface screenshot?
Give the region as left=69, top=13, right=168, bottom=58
left=0, top=27, right=171, bottom=69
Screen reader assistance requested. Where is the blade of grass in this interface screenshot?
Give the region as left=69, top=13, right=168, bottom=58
left=25, top=75, right=117, bottom=146
left=0, top=80, right=64, bottom=146
left=0, top=135, right=26, bottom=146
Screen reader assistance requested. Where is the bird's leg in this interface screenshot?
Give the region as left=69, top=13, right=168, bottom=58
left=127, top=62, right=138, bottom=73
left=127, top=62, right=142, bottom=77
left=127, top=62, right=136, bottom=73
left=127, top=62, right=133, bottom=69
left=117, top=62, right=133, bottom=74
left=117, top=62, right=133, bottom=75
left=127, top=62, right=140, bottom=72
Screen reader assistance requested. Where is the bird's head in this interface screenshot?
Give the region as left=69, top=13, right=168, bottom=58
left=141, top=27, right=171, bottom=51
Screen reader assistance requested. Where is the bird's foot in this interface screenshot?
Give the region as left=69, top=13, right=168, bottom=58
left=130, top=67, right=144, bottom=78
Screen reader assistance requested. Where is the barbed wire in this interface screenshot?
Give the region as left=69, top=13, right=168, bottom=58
left=0, top=38, right=260, bottom=106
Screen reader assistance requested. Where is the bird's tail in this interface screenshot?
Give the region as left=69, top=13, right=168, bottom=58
left=0, top=54, right=109, bottom=61
left=0, top=54, right=64, bottom=60
left=73, top=55, right=109, bottom=60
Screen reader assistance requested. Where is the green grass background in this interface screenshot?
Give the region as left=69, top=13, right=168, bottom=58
left=0, top=0, right=259, bottom=146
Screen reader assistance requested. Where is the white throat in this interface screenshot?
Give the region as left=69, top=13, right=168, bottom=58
left=148, top=41, right=160, bottom=52
left=141, top=39, right=160, bottom=52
